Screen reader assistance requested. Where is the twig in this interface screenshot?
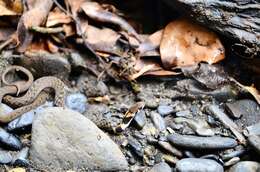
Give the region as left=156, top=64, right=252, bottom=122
left=29, top=26, right=64, bottom=34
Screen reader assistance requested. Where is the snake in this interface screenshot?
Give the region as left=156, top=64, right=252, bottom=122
left=0, top=66, right=66, bottom=123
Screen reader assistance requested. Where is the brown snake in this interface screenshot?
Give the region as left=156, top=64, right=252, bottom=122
left=0, top=66, right=66, bottom=123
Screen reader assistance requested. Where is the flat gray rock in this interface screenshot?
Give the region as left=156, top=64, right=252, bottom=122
left=229, top=161, right=260, bottom=172
left=30, top=107, right=128, bottom=171
left=175, top=158, right=223, bottom=172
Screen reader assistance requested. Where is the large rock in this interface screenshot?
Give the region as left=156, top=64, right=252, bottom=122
left=30, top=107, right=128, bottom=171
left=229, top=161, right=260, bottom=172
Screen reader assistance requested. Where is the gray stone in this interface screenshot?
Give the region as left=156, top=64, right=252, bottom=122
left=133, top=110, right=146, bottom=129
left=0, top=149, right=12, bottom=164
left=30, top=107, right=128, bottom=171
left=157, top=105, right=174, bottom=116
left=65, top=93, right=87, bottom=113
left=149, top=162, right=172, bottom=172
left=175, top=158, right=223, bottom=172
left=229, top=161, right=260, bottom=172
left=151, top=112, right=166, bottom=132
left=248, top=135, right=260, bottom=155
left=168, top=134, right=237, bottom=149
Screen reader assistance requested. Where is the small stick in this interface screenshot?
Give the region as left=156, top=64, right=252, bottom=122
left=29, top=26, right=64, bottom=34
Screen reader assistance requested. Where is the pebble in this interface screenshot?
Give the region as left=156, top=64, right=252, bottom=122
left=0, top=127, right=22, bottom=150
left=8, top=168, right=26, bottom=172
left=167, top=134, right=237, bottom=149
left=0, top=149, right=12, bottom=164
left=30, top=107, right=128, bottom=171
left=137, top=92, right=158, bottom=108
left=157, top=105, right=174, bottom=116
left=127, top=138, right=144, bottom=157
left=12, top=147, right=29, bottom=166
left=229, top=161, right=260, bottom=172
left=224, top=157, right=240, bottom=167
left=248, top=135, right=260, bottom=155
left=245, top=122, right=260, bottom=136
left=6, top=102, right=53, bottom=133
left=133, top=110, right=146, bottom=130
left=65, top=93, right=87, bottom=113
left=175, top=158, right=224, bottom=172
left=148, top=162, right=172, bottom=172
left=150, top=112, right=166, bottom=132
left=176, top=110, right=192, bottom=117
left=158, top=141, right=182, bottom=157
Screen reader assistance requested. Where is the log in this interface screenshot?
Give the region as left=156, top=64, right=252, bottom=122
left=162, top=0, right=260, bottom=57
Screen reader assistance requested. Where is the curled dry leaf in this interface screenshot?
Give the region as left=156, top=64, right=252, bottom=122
left=17, top=0, right=53, bottom=52
left=81, top=1, right=140, bottom=41
left=160, top=18, right=225, bottom=69
left=138, top=29, right=163, bottom=56
left=131, top=58, right=180, bottom=80
left=46, top=7, right=72, bottom=27
left=0, top=0, right=22, bottom=16
left=78, top=25, right=122, bottom=55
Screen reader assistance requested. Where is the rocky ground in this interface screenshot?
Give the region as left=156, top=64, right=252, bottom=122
left=0, top=59, right=259, bottom=171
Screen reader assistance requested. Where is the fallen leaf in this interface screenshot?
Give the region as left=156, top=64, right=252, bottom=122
left=0, top=27, right=15, bottom=41
left=0, top=0, right=22, bottom=16
left=160, top=18, right=225, bottom=69
left=131, top=58, right=179, bottom=79
left=81, top=1, right=140, bottom=40
left=17, top=0, right=53, bottom=52
left=46, top=7, right=72, bottom=27
left=138, top=29, right=163, bottom=56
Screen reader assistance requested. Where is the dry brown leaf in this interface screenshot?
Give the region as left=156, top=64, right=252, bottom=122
left=66, top=0, right=86, bottom=15
left=17, top=0, right=53, bottom=52
left=0, top=0, right=22, bottom=16
left=131, top=58, right=179, bottom=79
left=46, top=8, right=72, bottom=27
left=82, top=25, right=121, bottom=55
left=160, top=18, right=225, bottom=69
left=81, top=1, right=140, bottom=40
left=138, top=29, right=163, bottom=56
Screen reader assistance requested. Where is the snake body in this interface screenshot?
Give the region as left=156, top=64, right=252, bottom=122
left=0, top=66, right=66, bottom=123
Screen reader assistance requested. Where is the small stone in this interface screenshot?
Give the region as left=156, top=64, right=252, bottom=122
left=229, top=161, right=260, bottom=172
left=245, top=122, right=260, bottom=136
left=12, top=147, right=29, bottom=166
left=8, top=168, right=26, bottom=172
left=30, top=107, right=128, bottom=171
left=176, top=158, right=224, bottom=172
left=157, top=105, right=173, bottom=116
left=151, top=112, right=166, bottom=132
left=0, top=149, right=12, bottom=164
left=148, top=162, right=172, bottom=172
left=127, top=138, right=144, bottom=157
left=224, top=157, right=240, bottom=167
left=176, top=110, right=192, bottom=117
left=137, top=93, right=158, bottom=109
left=0, top=127, right=22, bottom=150
left=65, top=93, right=87, bottom=113
left=168, top=134, right=237, bottom=149
left=158, top=141, right=182, bottom=157
left=133, top=110, right=146, bottom=130
left=7, top=102, right=53, bottom=133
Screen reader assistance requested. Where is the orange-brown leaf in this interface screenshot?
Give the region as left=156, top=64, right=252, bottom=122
left=160, top=18, right=225, bottom=69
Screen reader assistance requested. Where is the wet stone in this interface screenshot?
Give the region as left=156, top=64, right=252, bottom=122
left=176, top=110, right=192, bottom=117
left=175, top=158, right=224, bottom=172
left=6, top=102, right=53, bottom=133
left=225, top=99, right=260, bottom=120
left=12, top=147, right=29, bottom=166
left=65, top=93, right=87, bottom=113
left=157, top=105, right=174, bottom=116
left=248, top=135, right=260, bottom=155
left=148, top=162, right=171, bottom=172
left=0, top=127, right=22, bottom=150
left=158, top=141, right=182, bottom=157
left=127, top=138, right=144, bottom=157
left=150, top=112, right=166, bottom=132
left=168, top=134, right=237, bottom=149
left=133, top=110, right=146, bottom=130
left=229, top=161, right=260, bottom=172
left=0, top=149, right=12, bottom=164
